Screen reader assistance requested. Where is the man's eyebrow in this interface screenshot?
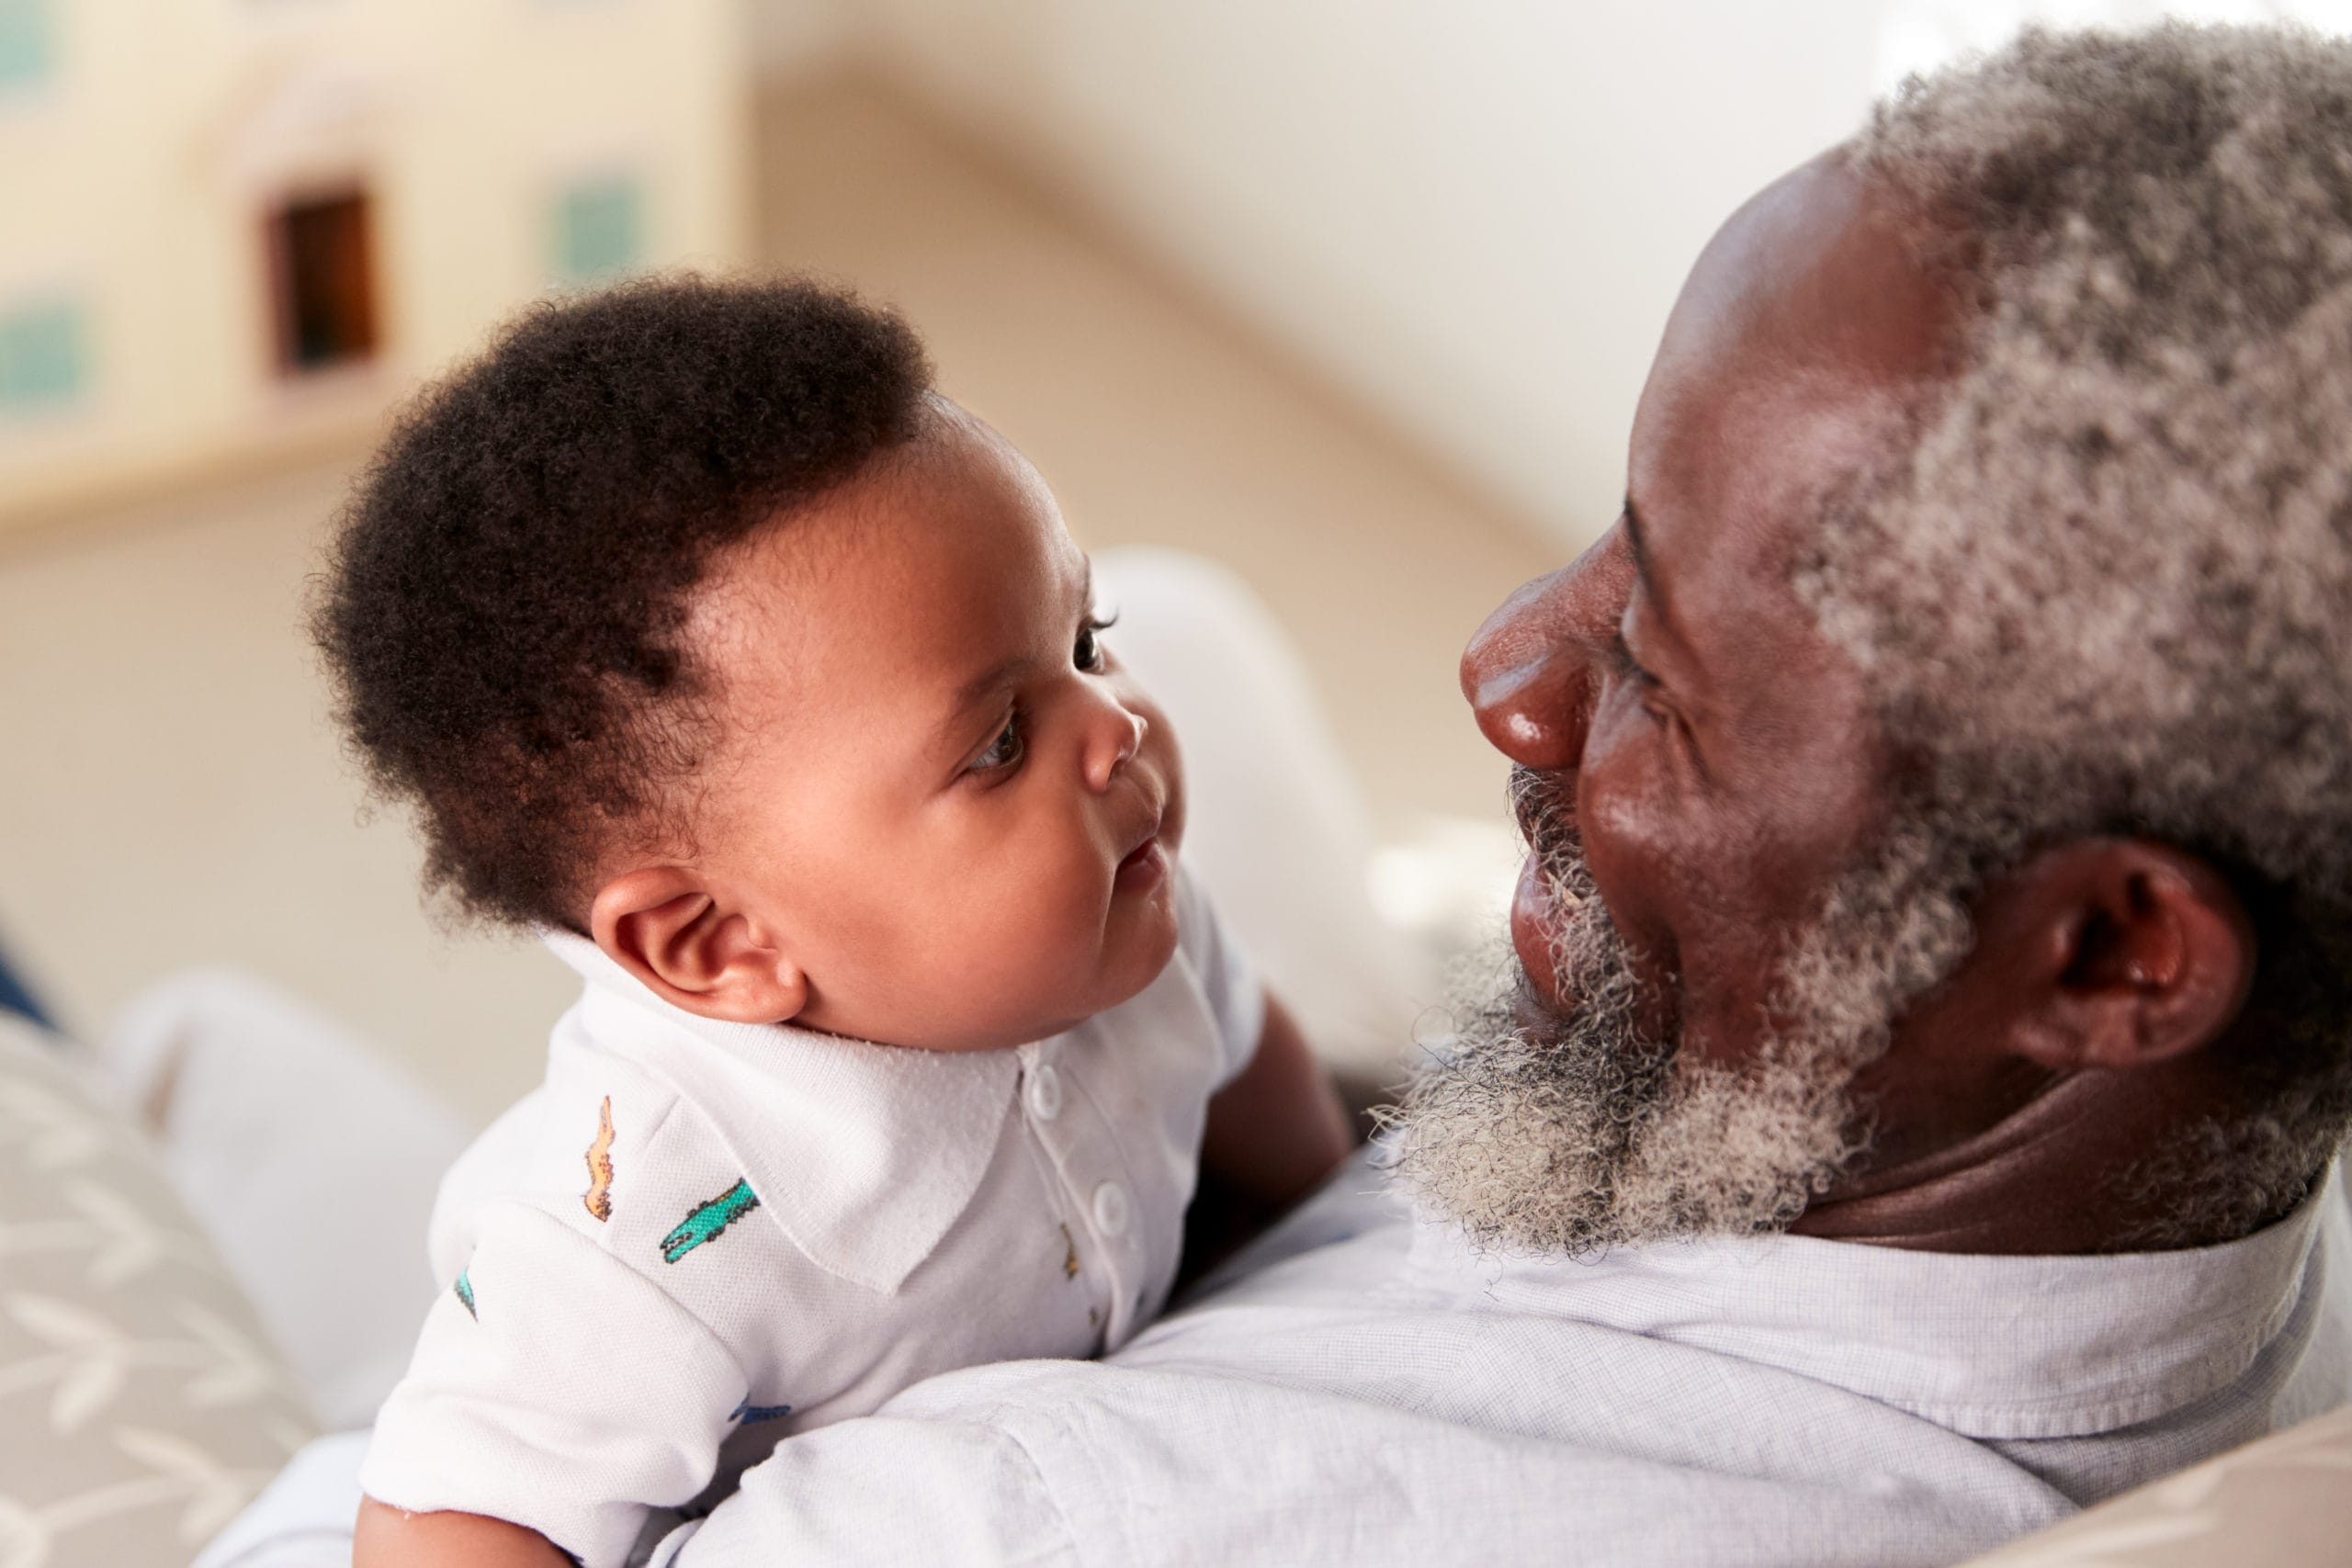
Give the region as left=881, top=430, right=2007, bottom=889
left=1622, top=495, right=1665, bottom=608
left=1621, top=494, right=1697, bottom=660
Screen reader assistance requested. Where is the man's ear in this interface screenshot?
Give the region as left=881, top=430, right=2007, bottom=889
left=1967, top=838, right=2256, bottom=1074
left=589, top=866, right=808, bottom=1026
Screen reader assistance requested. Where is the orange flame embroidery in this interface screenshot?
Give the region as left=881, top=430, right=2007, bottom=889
left=583, top=1095, right=616, bottom=1222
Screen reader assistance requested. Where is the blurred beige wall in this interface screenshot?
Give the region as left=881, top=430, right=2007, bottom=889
left=807, top=1, right=2352, bottom=546
left=0, top=0, right=751, bottom=527
left=753, top=0, right=1885, bottom=547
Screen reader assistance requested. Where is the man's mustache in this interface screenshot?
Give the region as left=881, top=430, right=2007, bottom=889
left=1509, top=765, right=1582, bottom=880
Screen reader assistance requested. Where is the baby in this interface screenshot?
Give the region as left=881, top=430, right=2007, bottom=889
left=324, top=279, right=1355, bottom=1567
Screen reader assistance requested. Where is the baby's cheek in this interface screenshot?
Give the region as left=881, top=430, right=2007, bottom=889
left=976, top=852, right=1112, bottom=981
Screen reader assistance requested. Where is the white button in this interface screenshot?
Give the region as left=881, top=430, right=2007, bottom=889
left=1026, top=1063, right=1063, bottom=1121
left=1092, top=1180, right=1130, bottom=1237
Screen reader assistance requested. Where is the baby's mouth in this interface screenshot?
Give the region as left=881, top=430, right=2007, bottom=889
left=1113, top=807, right=1168, bottom=894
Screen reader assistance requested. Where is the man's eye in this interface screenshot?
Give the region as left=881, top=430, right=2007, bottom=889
left=970, top=711, right=1025, bottom=773
left=1610, top=630, right=1656, bottom=688
left=1074, top=615, right=1114, bottom=673
left=1610, top=632, right=1668, bottom=719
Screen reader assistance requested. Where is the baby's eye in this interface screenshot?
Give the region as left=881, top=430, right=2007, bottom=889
left=1074, top=615, right=1114, bottom=673
left=970, top=710, right=1025, bottom=774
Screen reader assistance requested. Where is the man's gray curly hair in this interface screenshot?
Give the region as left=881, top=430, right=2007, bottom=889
left=1813, top=21, right=2352, bottom=1242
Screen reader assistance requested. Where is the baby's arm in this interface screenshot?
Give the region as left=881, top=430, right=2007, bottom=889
left=1199, top=991, right=1354, bottom=1214
left=361, top=1089, right=763, bottom=1568
left=355, top=1497, right=571, bottom=1568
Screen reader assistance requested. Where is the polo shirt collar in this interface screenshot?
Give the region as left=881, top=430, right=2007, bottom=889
left=1411, top=1163, right=2339, bottom=1440
left=542, top=930, right=1020, bottom=1296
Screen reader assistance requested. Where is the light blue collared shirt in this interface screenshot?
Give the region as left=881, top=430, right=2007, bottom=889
left=201, top=1154, right=2349, bottom=1568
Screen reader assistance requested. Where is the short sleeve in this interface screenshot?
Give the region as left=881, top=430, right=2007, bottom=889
left=1173, top=863, right=1267, bottom=1089
left=361, top=1201, right=751, bottom=1568
left=365, top=1064, right=780, bottom=1568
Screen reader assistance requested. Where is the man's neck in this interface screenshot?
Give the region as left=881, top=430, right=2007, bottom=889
left=1790, top=1067, right=2228, bottom=1254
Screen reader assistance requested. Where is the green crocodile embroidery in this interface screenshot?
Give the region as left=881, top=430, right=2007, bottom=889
left=662, top=1179, right=760, bottom=1264
left=453, top=1269, right=477, bottom=1320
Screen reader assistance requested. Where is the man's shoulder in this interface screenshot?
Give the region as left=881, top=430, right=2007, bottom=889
left=676, top=1189, right=2070, bottom=1568
left=681, top=1161, right=2346, bottom=1566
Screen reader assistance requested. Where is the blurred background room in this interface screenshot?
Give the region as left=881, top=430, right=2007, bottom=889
left=3, top=0, right=2346, bottom=1123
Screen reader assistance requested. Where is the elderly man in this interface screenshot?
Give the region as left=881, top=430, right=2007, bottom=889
left=201, top=21, right=2348, bottom=1568
left=628, top=26, right=2349, bottom=1564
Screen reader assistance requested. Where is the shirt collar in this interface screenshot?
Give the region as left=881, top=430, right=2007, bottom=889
left=541, top=929, right=1020, bottom=1296
left=1409, top=1165, right=2338, bottom=1440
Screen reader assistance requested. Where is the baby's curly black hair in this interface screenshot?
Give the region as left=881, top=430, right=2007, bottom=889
left=313, top=276, right=934, bottom=931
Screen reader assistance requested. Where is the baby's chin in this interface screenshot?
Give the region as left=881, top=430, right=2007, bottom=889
left=1109, top=883, right=1184, bottom=998
left=1042, top=872, right=1183, bottom=1033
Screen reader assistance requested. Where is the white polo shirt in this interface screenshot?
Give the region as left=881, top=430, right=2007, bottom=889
left=360, top=865, right=1262, bottom=1568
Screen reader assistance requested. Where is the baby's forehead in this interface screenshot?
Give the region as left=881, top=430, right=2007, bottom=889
left=684, top=428, right=1085, bottom=741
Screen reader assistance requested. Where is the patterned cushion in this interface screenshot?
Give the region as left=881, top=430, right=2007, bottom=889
left=0, top=1013, right=315, bottom=1567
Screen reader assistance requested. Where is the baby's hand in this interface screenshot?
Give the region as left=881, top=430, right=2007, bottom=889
left=355, top=1495, right=573, bottom=1568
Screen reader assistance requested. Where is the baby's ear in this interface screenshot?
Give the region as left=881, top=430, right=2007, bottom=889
left=590, top=868, right=808, bottom=1025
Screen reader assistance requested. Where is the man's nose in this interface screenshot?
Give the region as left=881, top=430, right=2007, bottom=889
left=1459, top=533, right=1630, bottom=771
left=1082, top=697, right=1148, bottom=794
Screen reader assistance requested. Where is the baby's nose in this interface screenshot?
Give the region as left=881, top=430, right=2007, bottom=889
left=1085, top=706, right=1148, bottom=793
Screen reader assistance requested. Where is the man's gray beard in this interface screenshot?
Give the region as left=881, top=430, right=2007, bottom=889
left=1392, top=789, right=1977, bottom=1257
